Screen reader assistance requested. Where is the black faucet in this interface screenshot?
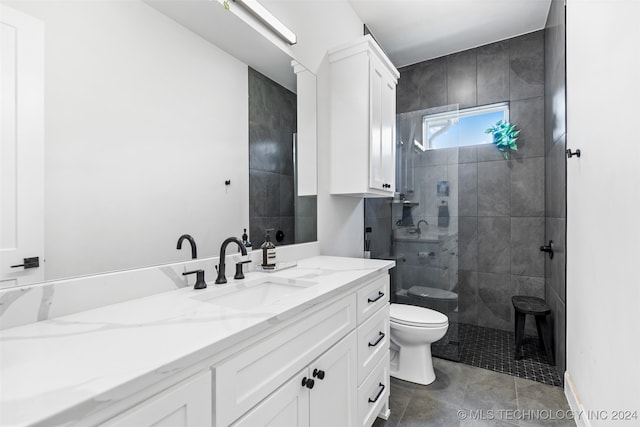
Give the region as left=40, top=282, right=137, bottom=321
left=215, top=237, right=247, bottom=284
left=177, top=234, right=197, bottom=259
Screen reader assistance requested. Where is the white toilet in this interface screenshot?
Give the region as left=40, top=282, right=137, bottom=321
left=389, top=303, right=449, bottom=385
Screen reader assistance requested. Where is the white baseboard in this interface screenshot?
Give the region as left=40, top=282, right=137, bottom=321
left=565, top=371, right=591, bottom=427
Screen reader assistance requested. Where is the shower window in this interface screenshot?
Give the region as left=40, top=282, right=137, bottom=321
left=420, top=102, right=509, bottom=151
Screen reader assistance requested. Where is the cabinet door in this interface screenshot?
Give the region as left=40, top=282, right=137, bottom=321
left=309, top=331, right=358, bottom=427
left=102, top=372, right=211, bottom=427
left=369, top=56, right=386, bottom=192
left=232, top=370, right=310, bottom=427
left=369, top=56, right=395, bottom=193
left=380, top=71, right=396, bottom=191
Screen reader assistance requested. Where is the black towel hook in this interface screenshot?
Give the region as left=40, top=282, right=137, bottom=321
left=566, top=149, right=581, bottom=158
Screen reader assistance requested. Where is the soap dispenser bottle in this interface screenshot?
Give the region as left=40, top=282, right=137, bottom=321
left=261, top=229, right=276, bottom=269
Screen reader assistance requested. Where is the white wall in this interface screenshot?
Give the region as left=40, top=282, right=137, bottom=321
left=261, top=0, right=366, bottom=257
left=566, top=0, right=640, bottom=422
left=5, top=1, right=249, bottom=280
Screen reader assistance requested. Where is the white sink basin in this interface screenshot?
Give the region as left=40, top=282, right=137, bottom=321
left=191, top=276, right=316, bottom=310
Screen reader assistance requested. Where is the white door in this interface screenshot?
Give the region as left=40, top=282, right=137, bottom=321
left=0, top=5, right=44, bottom=288
left=309, top=331, right=358, bottom=427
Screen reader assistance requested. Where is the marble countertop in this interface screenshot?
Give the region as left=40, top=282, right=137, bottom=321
left=0, top=256, right=394, bottom=427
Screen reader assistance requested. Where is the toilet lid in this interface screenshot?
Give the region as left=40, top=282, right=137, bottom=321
left=407, top=286, right=458, bottom=301
left=390, top=304, right=448, bottom=327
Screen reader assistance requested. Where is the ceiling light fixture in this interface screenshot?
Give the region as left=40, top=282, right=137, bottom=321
left=233, top=0, right=297, bottom=45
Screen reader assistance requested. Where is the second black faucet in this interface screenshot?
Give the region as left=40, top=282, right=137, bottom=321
left=215, top=237, right=248, bottom=284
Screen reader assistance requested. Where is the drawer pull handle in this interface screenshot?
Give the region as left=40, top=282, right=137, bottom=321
left=368, top=383, right=386, bottom=403
left=368, top=332, right=385, bottom=347
left=312, top=369, right=325, bottom=380
left=367, top=292, right=385, bottom=303
left=301, top=377, right=315, bottom=389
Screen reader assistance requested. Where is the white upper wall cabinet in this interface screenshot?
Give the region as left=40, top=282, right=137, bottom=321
left=328, top=35, right=399, bottom=197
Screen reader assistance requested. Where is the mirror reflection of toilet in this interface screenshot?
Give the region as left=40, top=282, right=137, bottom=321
left=389, top=303, right=449, bottom=385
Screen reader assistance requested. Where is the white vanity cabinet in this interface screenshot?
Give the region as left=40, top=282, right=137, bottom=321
left=101, top=371, right=212, bottom=427
left=232, top=331, right=358, bottom=427
left=215, top=272, right=391, bottom=427
left=329, top=35, right=399, bottom=197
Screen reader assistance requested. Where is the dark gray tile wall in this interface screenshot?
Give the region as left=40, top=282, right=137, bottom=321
left=249, top=68, right=316, bottom=247
left=392, top=31, right=546, bottom=334
left=544, top=0, right=567, bottom=379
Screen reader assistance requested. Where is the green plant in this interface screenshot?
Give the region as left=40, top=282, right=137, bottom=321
left=485, top=120, right=520, bottom=159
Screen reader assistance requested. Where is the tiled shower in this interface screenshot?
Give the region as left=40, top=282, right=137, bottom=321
left=366, top=22, right=566, bottom=385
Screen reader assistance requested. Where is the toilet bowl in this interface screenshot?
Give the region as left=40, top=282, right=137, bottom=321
left=389, top=303, right=448, bottom=385
left=406, top=285, right=458, bottom=314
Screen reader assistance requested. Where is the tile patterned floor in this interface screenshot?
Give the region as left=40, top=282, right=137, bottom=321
left=373, top=358, right=576, bottom=427
left=432, top=322, right=562, bottom=387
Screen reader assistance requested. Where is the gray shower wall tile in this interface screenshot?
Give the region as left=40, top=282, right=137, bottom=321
left=477, top=41, right=510, bottom=105
left=458, top=146, right=478, bottom=164
left=458, top=270, right=478, bottom=325
left=296, top=195, right=317, bottom=218
left=478, top=217, right=511, bottom=274
left=446, top=163, right=459, bottom=216
left=545, top=135, right=566, bottom=219
left=510, top=97, right=545, bottom=159
left=249, top=125, right=279, bottom=174
left=509, top=31, right=545, bottom=101
left=447, top=50, right=477, bottom=109
left=416, top=148, right=449, bottom=167
left=545, top=217, right=566, bottom=302
left=397, top=65, right=421, bottom=114
left=295, top=215, right=317, bottom=244
left=477, top=272, right=513, bottom=331
left=279, top=174, right=294, bottom=217
left=512, top=275, right=544, bottom=299
left=458, top=217, right=478, bottom=271
left=414, top=165, right=447, bottom=218
left=417, top=57, right=448, bottom=110
left=511, top=217, right=545, bottom=277
left=458, top=163, right=478, bottom=216
left=545, top=0, right=566, bottom=151
left=511, top=157, right=545, bottom=217
left=367, top=216, right=391, bottom=257
left=249, top=170, right=280, bottom=217
left=478, top=160, right=511, bottom=217
left=365, top=198, right=392, bottom=220
left=477, top=143, right=507, bottom=162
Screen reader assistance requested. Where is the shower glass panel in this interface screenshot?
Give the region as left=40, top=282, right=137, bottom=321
left=366, top=104, right=462, bottom=362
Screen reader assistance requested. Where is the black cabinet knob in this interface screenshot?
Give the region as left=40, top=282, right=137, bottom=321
left=301, top=377, right=315, bottom=389
left=312, top=369, right=325, bottom=380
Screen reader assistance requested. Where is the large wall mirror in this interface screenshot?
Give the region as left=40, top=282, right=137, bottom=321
left=0, top=0, right=317, bottom=287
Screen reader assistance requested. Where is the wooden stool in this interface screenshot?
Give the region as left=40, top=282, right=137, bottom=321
left=511, top=296, right=555, bottom=365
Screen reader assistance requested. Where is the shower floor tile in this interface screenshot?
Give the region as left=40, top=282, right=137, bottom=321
left=432, top=322, right=562, bottom=387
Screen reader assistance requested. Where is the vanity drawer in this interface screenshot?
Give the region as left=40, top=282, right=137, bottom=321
left=357, top=354, right=389, bottom=427
left=214, top=294, right=357, bottom=427
left=357, top=304, right=389, bottom=385
left=356, top=275, right=389, bottom=324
